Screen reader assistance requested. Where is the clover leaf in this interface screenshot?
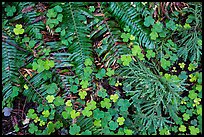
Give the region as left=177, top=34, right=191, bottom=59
left=42, top=110, right=50, bottom=118
left=179, top=125, right=186, bottom=132
left=81, top=130, right=92, bottom=135
left=159, top=128, right=170, bottom=135
left=13, top=24, right=24, bottom=35
left=98, top=88, right=108, bottom=98
left=65, top=100, right=72, bottom=107
left=86, top=100, right=96, bottom=110
left=124, top=129, right=133, bottom=135
left=189, top=126, right=199, bottom=135
left=110, top=94, right=119, bottom=102
left=46, top=83, right=58, bottom=94
left=121, top=55, right=132, bottom=66
left=28, top=123, right=38, bottom=134
left=188, top=63, right=197, bottom=71
left=80, top=80, right=89, bottom=89
left=89, top=6, right=95, bottom=12
left=130, top=35, right=135, bottom=41
left=69, top=124, right=80, bottom=135
left=124, top=26, right=130, bottom=32
left=82, top=108, right=92, bottom=117
left=121, top=33, right=131, bottom=42
left=197, top=106, right=202, bottom=116
left=117, top=117, right=125, bottom=125
left=117, top=99, right=130, bottom=111
left=184, top=23, right=191, bottom=29
left=70, top=110, right=80, bottom=119
left=47, top=122, right=55, bottom=134
left=53, top=96, right=64, bottom=106
left=96, top=68, right=106, bottom=79
left=43, top=48, right=51, bottom=56
left=11, top=86, right=19, bottom=98
left=106, top=68, right=114, bottom=77
left=54, top=5, right=63, bottom=12
left=62, top=107, right=72, bottom=119
left=47, top=9, right=57, bottom=18
left=27, top=109, right=37, bottom=119
left=182, top=113, right=190, bottom=121
left=109, top=121, right=118, bottom=131
left=94, top=120, right=102, bottom=127
left=166, top=20, right=176, bottom=30
left=144, top=16, right=155, bottom=27
left=150, top=31, right=158, bottom=40
left=188, top=90, right=197, bottom=100
left=29, top=40, right=36, bottom=48
left=178, top=62, right=185, bottom=69
left=93, top=108, right=104, bottom=120
left=161, top=58, right=171, bottom=70
left=79, top=91, right=87, bottom=99
left=84, top=58, right=92, bottom=66
left=5, top=5, right=16, bottom=17
left=146, top=50, right=155, bottom=60
left=46, top=95, right=55, bottom=103
left=152, top=22, right=163, bottom=32
left=100, top=98, right=111, bottom=109
left=70, top=85, right=78, bottom=93
left=137, top=52, right=145, bottom=60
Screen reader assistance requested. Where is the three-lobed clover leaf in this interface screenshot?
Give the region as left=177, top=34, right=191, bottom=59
left=27, top=109, right=37, bottom=119
left=81, top=130, right=92, bottom=135
left=93, top=108, right=104, bottom=120
left=79, top=90, right=87, bottom=99
left=80, top=80, right=89, bottom=89
left=46, top=83, right=58, bottom=94
left=121, top=55, right=132, bottom=66
left=46, top=95, right=55, bottom=103
left=132, top=45, right=142, bottom=56
left=117, top=117, right=125, bottom=125
left=100, top=98, right=111, bottom=109
left=182, top=113, right=190, bottom=121
left=47, top=9, right=57, bottom=18
left=89, top=6, right=95, bottom=12
left=124, top=128, right=133, bottom=135
left=188, top=63, right=197, bottom=71
left=121, top=33, right=131, bottom=42
left=106, top=68, right=114, bottom=77
left=70, top=110, right=80, bottom=119
left=5, top=5, right=16, bottom=17
left=109, top=121, right=118, bottom=131
left=65, top=100, right=72, bottom=107
left=189, top=126, right=199, bottom=135
left=29, top=40, right=36, bottom=48
left=42, top=110, right=50, bottom=118
left=188, top=90, right=197, bottom=100
left=152, top=22, right=163, bottom=33
left=178, top=62, right=185, bottom=69
left=166, top=20, right=176, bottom=30
left=130, top=35, right=135, bottom=41
left=96, top=68, right=106, bottom=79
left=54, top=5, right=63, bottom=12
left=13, top=24, right=24, bottom=35
left=86, top=100, right=96, bottom=110
left=94, top=120, right=102, bottom=127
left=144, top=16, right=155, bottom=27
left=161, top=58, right=171, bottom=70
left=150, top=31, right=158, bottom=40
left=98, top=88, right=107, bottom=98
left=123, top=26, right=130, bottom=32
left=11, top=86, right=19, bottom=98
left=110, top=94, right=119, bottom=102
left=53, top=96, right=64, bottom=106
left=84, top=58, right=93, bottom=66
left=43, top=48, right=51, bottom=56
left=82, top=107, right=92, bottom=117
left=70, top=85, right=78, bottom=93
left=28, top=123, right=38, bottom=134
left=179, top=125, right=186, bottom=132
left=146, top=50, right=155, bottom=60
left=117, top=99, right=130, bottom=111
left=62, top=107, right=72, bottom=119
left=69, top=124, right=81, bottom=135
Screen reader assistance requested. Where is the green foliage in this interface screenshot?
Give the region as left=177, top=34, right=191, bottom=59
left=13, top=24, right=24, bottom=35
left=69, top=124, right=81, bottom=135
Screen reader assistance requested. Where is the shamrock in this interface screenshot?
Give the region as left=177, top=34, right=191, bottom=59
left=86, top=100, right=97, bottom=110
left=109, top=121, right=118, bottom=131
left=115, top=81, right=122, bottom=87
left=78, top=91, right=87, bottom=99
left=117, top=99, right=130, bottom=111
left=14, top=125, right=20, bottom=132
left=196, top=106, right=202, bottom=116
left=150, top=31, right=158, bottom=40
left=161, top=58, right=171, bottom=70
left=47, top=122, right=55, bottom=134
left=117, top=117, right=125, bottom=125
left=43, top=48, right=51, bottom=56
left=22, top=37, right=30, bottom=43
left=182, top=113, right=190, bottom=121
left=100, top=98, right=111, bottom=109
left=47, top=9, right=57, bottom=18
left=46, top=83, right=58, bottom=94
left=84, top=58, right=92, bottom=66
left=62, top=107, right=72, bottom=119
left=11, top=86, right=19, bottom=98
left=84, top=66, right=93, bottom=75
left=193, top=98, right=201, bottom=107
left=89, top=6, right=95, bottom=12
left=94, top=120, right=101, bottom=127
left=132, top=45, right=142, bottom=56
left=55, top=121, right=63, bottom=130
left=144, top=16, right=155, bottom=27
left=137, top=52, right=145, bottom=60
left=70, top=85, right=78, bottom=93
left=178, top=62, right=185, bottom=69
left=152, top=22, right=163, bottom=33
left=81, top=130, right=92, bottom=135
left=44, top=59, right=55, bottom=70
left=130, top=35, right=135, bottom=41
left=65, top=100, right=72, bottom=107
left=13, top=24, right=24, bottom=35
left=166, top=20, right=176, bottom=30
left=70, top=110, right=80, bottom=119
left=5, top=5, right=16, bottom=17
left=146, top=50, right=155, bottom=60
left=178, top=125, right=186, bottom=132
left=82, top=107, right=92, bottom=117
left=189, top=126, right=199, bottom=135
left=32, top=59, right=44, bottom=73
left=121, top=33, right=131, bottom=42
left=124, top=129, right=133, bottom=135
left=53, top=96, right=64, bottom=106
left=110, top=94, right=119, bottom=102
left=80, top=80, right=89, bottom=89
left=29, top=40, right=36, bottom=48
left=159, top=128, right=170, bottom=135
left=98, top=88, right=107, bottom=98
left=188, top=90, right=197, bottom=100
left=42, top=110, right=50, bottom=118
left=188, top=63, right=197, bottom=71
left=184, top=23, right=191, bottom=29
left=96, top=68, right=106, bottom=79
left=124, top=26, right=130, bottom=32
left=69, top=124, right=81, bottom=135
left=46, top=95, right=55, bottom=103
left=28, top=123, right=38, bottom=134
left=189, top=74, right=197, bottom=82
left=106, top=68, right=114, bottom=77
left=93, top=108, right=104, bottom=120
left=121, top=55, right=132, bottom=66
left=54, top=5, right=63, bottom=12
left=27, top=109, right=37, bottom=119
